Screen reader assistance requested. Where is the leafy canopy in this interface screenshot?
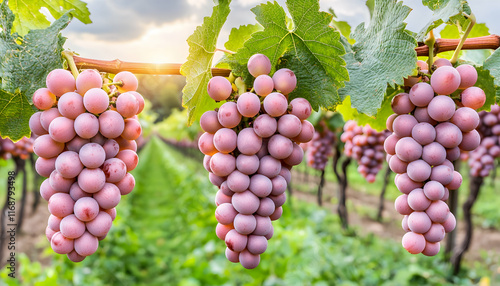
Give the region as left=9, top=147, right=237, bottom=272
left=180, top=0, right=231, bottom=125
left=339, top=0, right=417, bottom=117
left=417, top=0, right=470, bottom=41
left=227, top=0, right=349, bottom=111
left=0, top=2, right=70, bottom=140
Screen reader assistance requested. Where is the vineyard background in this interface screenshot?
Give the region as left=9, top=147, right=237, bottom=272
left=1, top=0, right=500, bottom=285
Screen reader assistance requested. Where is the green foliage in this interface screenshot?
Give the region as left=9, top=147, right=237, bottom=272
left=339, top=0, right=417, bottom=117
left=155, top=109, right=201, bottom=142
left=224, top=24, right=262, bottom=53
left=438, top=23, right=491, bottom=63
left=471, top=65, right=498, bottom=110
left=0, top=2, right=71, bottom=140
left=483, top=48, right=500, bottom=104
left=4, top=0, right=91, bottom=36
left=418, top=0, right=470, bottom=41
left=227, top=0, right=348, bottom=111
left=180, top=0, right=231, bottom=126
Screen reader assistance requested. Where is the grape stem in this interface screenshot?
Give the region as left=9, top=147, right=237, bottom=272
left=425, top=30, right=436, bottom=71
left=62, top=50, right=80, bottom=79
left=450, top=13, right=476, bottom=65
left=69, top=35, right=499, bottom=76
left=103, top=81, right=124, bottom=87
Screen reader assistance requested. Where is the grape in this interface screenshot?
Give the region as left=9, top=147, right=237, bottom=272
left=215, top=203, right=238, bottom=225
left=49, top=170, right=75, bottom=192
left=433, top=58, right=452, bottom=68
left=58, top=92, right=85, bottom=119
left=413, top=107, right=437, bottom=125
left=384, top=134, right=399, bottom=155
left=451, top=107, right=479, bottom=132
left=48, top=193, right=75, bottom=217
left=218, top=102, right=241, bottom=128
left=76, top=69, right=102, bottom=95
left=227, top=171, right=250, bottom=193
left=257, top=156, right=281, bottom=178
left=427, top=95, right=456, bottom=122
left=237, top=92, right=261, bottom=117
left=115, top=173, right=135, bottom=195
left=40, top=179, right=58, bottom=201
left=459, top=130, right=480, bottom=151
left=36, top=157, right=57, bottom=178
left=409, top=83, right=434, bottom=107
left=393, top=114, right=418, bottom=137
left=456, top=64, right=477, bottom=89
left=407, top=160, right=431, bottom=182
left=277, top=114, right=302, bottom=138
left=408, top=211, right=432, bottom=234
left=391, top=93, right=414, bottom=114
left=79, top=143, right=106, bottom=168
left=422, top=242, right=440, bottom=256
left=48, top=214, right=62, bottom=231
left=429, top=165, right=453, bottom=186
left=461, top=87, right=486, bottom=110
left=308, top=131, right=335, bottom=170
left=247, top=235, right=268, bottom=255
left=402, top=232, right=426, bottom=254
left=225, top=229, right=247, bottom=252
left=210, top=152, right=236, bottom=177
left=425, top=200, right=450, bottom=223
left=254, top=75, right=274, bottom=97
left=253, top=215, right=272, bottom=236
left=46, top=69, right=76, bottom=97
left=67, top=250, right=86, bottom=262
left=232, top=190, right=260, bottom=215
left=49, top=117, right=76, bottom=143
left=236, top=154, right=260, bottom=175
left=395, top=137, right=422, bottom=162
left=78, top=168, right=106, bottom=193
left=99, top=110, right=125, bottom=139
left=33, top=88, right=56, bottom=110
left=424, top=223, right=445, bottom=243
left=207, top=76, right=232, bottom=101
left=74, top=231, right=99, bottom=256
left=69, top=182, right=91, bottom=201
left=114, top=71, right=138, bottom=92
left=225, top=248, right=240, bottom=263
left=446, top=171, right=462, bottom=190
left=263, top=92, right=288, bottom=117
left=283, top=143, right=304, bottom=166
left=423, top=181, right=445, bottom=201
left=435, top=122, right=462, bottom=149
left=293, top=119, right=314, bottom=143
left=442, top=213, right=456, bottom=233
left=270, top=206, right=283, bottom=221
left=200, top=110, right=223, bottom=134
left=214, top=128, right=237, bottom=153
left=198, top=132, right=217, bottom=156
left=249, top=174, right=273, bottom=197
left=272, top=68, right=296, bottom=95
left=121, top=119, right=142, bottom=140
left=50, top=232, right=74, bottom=254
left=55, top=151, right=83, bottom=178
left=422, top=142, right=446, bottom=166
left=247, top=54, right=271, bottom=77
left=115, top=149, right=139, bottom=171
left=67, top=137, right=90, bottom=153
left=103, top=139, right=120, bottom=159
left=116, top=92, right=139, bottom=118
left=40, top=107, right=62, bottom=130
left=395, top=194, right=412, bottom=215
left=253, top=114, right=277, bottom=138
left=234, top=214, right=257, bottom=235
left=256, top=198, right=275, bottom=217
left=93, top=183, right=121, bottom=209
left=74, top=197, right=100, bottom=222
left=83, top=88, right=110, bottom=115
left=29, top=112, right=48, bottom=135
left=102, top=158, right=127, bottom=183
left=389, top=155, right=408, bottom=174
left=237, top=128, right=262, bottom=155
left=430, top=66, right=460, bottom=95
left=411, top=122, right=435, bottom=145
left=268, top=134, right=293, bottom=159
left=407, top=188, right=431, bottom=211
left=60, top=214, right=86, bottom=239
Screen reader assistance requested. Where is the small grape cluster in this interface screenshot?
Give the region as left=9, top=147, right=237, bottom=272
left=0, top=137, right=35, bottom=160
left=467, top=104, right=500, bottom=177
left=305, top=130, right=335, bottom=171
left=341, top=120, right=389, bottom=183
left=30, top=68, right=144, bottom=262
left=385, top=59, right=485, bottom=255
left=199, top=54, right=314, bottom=269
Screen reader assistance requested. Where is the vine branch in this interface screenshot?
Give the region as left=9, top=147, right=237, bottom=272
left=71, top=35, right=500, bottom=76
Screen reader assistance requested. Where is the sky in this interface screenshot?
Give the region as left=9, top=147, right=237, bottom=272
left=61, top=0, right=500, bottom=65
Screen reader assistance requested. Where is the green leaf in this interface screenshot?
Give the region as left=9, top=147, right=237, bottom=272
left=473, top=65, right=497, bottom=111
left=338, top=0, right=417, bottom=116
left=6, top=0, right=91, bottom=36
left=225, top=24, right=262, bottom=52
left=417, top=0, right=467, bottom=41
left=180, top=0, right=231, bottom=125
left=227, top=0, right=348, bottom=111
left=366, top=0, right=375, bottom=18
left=0, top=90, right=35, bottom=140
left=0, top=3, right=71, bottom=100
left=483, top=48, right=500, bottom=105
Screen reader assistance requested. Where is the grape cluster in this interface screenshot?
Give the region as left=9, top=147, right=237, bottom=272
left=385, top=59, right=485, bottom=255
left=0, top=137, right=35, bottom=160
left=467, top=104, right=500, bottom=177
left=199, top=54, right=314, bottom=269
left=305, top=130, right=335, bottom=171
left=341, top=120, right=389, bottom=183
left=30, top=68, right=144, bottom=262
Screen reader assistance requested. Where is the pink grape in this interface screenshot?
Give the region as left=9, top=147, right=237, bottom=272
left=247, top=54, right=271, bottom=77
left=55, top=151, right=83, bottom=178
left=442, top=213, right=456, bottom=233
left=283, top=143, right=304, bottom=166
left=102, top=158, right=127, bottom=183
left=384, top=134, right=399, bottom=155
left=48, top=193, right=75, bottom=217
left=446, top=147, right=461, bottom=162
left=48, top=214, right=62, bottom=231
left=391, top=93, right=415, bottom=114
left=427, top=95, right=456, bottom=122
left=74, top=197, right=100, bottom=222
left=60, top=214, right=86, bottom=239
left=434, top=58, right=452, bottom=68
left=413, top=107, right=437, bottom=125
left=121, top=119, right=142, bottom=140
left=392, top=114, right=418, bottom=137
left=435, top=122, right=463, bottom=149
left=49, top=170, right=75, bottom=192
left=79, top=143, right=106, bottom=168
left=407, top=188, right=431, bottom=211
left=395, top=137, right=422, bottom=162
left=83, top=88, right=109, bottom=114
left=234, top=214, right=257, bottom=235
left=66, top=136, right=90, bottom=153
left=115, top=149, right=139, bottom=171
left=213, top=128, right=237, bottom=153
left=239, top=249, right=260, bottom=269
left=289, top=98, right=312, bottom=120
left=86, top=211, right=113, bottom=237
left=277, top=114, right=302, bottom=138
left=456, top=64, right=477, bottom=89
left=430, top=66, right=460, bottom=95
left=114, top=71, right=138, bottom=92
left=74, top=231, right=99, bottom=256
left=74, top=113, right=99, bottom=139
left=270, top=206, right=283, bottom=221
left=451, top=107, right=479, bottom=132
left=78, top=168, right=106, bottom=193
left=46, top=69, right=76, bottom=97
left=232, top=190, right=260, bottom=215
left=220, top=181, right=234, bottom=196
left=271, top=174, right=288, bottom=195
left=40, top=107, right=61, bottom=130
left=446, top=171, right=462, bottom=190
left=36, top=157, right=56, bottom=178
left=422, top=241, right=440, bottom=256
left=207, top=76, right=232, bottom=101
left=256, top=198, right=275, bottom=217
left=257, top=156, right=281, bottom=178
left=424, top=223, right=445, bottom=243
left=389, top=155, right=408, bottom=174
left=395, top=173, right=423, bottom=194
left=409, top=83, right=434, bottom=107
left=411, top=122, right=435, bottom=145
left=429, top=165, right=453, bottom=186
left=58, top=92, right=85, bottom=119
left=253, top=215, right=272, bottom=236
left=103, top=139, right=120, bottom=159
left=237, top=128, right=262, bottom=155
left=116, top=92, right=139, bottom=118
left=408, top=211, right=432, bottom=234
left=423, top=181, right=445, bottom=201
left=293, top=120, right=314, bottom=143
left=395, top=194, right=412, bottom=215
left=459, top=130, right=480, bottom=151
left=253, top=74, right=274, bottom=96
left=200, top=110, right=223, bottom=134
left=49, top=117, right=75, bottom=143
left=249, top=174, right=273, bottom=197
left=33, top=88, right=56, bottom=110
left=263, top=92, right=288, bottom=117
left=115, top=173, right=135, bottom=195
left=253, top=114, right=277, bottom=138
left=422, top=142, right=446, bottom=166
left=76, top=69, right=102, bottom=95
left=50, top=232, right=74, bottom=254
left=69, top=182, right=91, bottom=201
left=461, top=86, right=486, bottom=110
left=99, top=110, right=125, bottom=139
left=237, top=92, right=261, bottom=117
left=93, top=183, right=121, bottom=209
left=40, top=179, right=58, bottom=201
left=67, top=250, right=86, bottom=262
left=227, top=170, right=250, bottom=193
left=210, top=152, right=236, bottom=177
left=225, top=229, right=247, bottom=252
left=225, top=248, right=240, bottom=263
left=406, top=160, right=431, bottom=182
left=218, top=102, right=241, bottom=128
left=425, top=200, right=450, bottom=223
left=215, top=189, right=231, bottom=205
left=215, top=203, right=238, bottom=225
left=247, top=235, right=268, bottom=255
left=268, top=134, right=293, bottom=159
left=29, top=112, right=47, bottom=135
left=236, top=154, right=260, bottom=175
left=198, top=132, right=217, bottom=156
left=272, top=68, right=296, bottom=95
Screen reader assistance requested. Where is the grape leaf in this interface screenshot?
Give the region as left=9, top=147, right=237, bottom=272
left=180, top=0, right=231, bottom=125
left=417, top=0, right=468, bottom=41
left=473, top=65, right=497, bottom=111
left=483, top=48, right=500, bottom=104
left=6, top=0, right=91, bottom=36
left=225, top=24, right=262, bottom=52
left=227, top=0, right=348, bottom=111
left=0, top=3, right=71, bottom=100
left=0, top=90, right=36, bottom=140
left=338, top=0, right=417, bottom=117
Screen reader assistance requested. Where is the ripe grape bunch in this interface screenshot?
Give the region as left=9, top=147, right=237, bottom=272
left=306, top=130, right=335, bottom=171
left=385, top=59, right=485, bottom=256
left=30, top=68, right=144, bottom=262
left=0, top=137, right=35, bottom=160
left=341, top=120, right=389, bottom=183
left=467, top=104, right=500, bottom=177
left=199, top=54, right=314, bottom=269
